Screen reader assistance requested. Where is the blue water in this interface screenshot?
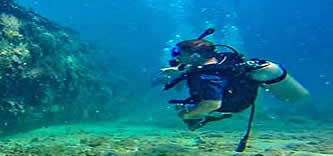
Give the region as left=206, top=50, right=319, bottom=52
left=16, top=0, right=332, bottom=119
left=12, top=0, right=332, bottom=124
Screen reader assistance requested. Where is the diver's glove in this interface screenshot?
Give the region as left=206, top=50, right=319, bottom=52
left=163, top=72, right=189, bottom=90
left=153, top=67, right=182, bottom=89
left=169, top=97, right=197, bottom=111
left=176, top=104, right=196, bottom=112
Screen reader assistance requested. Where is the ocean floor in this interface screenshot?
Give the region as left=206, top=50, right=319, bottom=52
left=0, top=119, right=332, bottom=156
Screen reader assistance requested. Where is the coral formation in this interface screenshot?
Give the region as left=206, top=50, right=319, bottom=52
left=0, top=13, right=23, bottom=39
left=0, top=1, right=124, bottom=135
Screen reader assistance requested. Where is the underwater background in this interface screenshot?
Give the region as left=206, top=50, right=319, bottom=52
left=0, top=0, right=332, bottom=155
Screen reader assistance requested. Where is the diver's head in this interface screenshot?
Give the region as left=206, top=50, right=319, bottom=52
left=171, top=39, right=216, bottom=65
left=169, top=28, right=242, bottom=68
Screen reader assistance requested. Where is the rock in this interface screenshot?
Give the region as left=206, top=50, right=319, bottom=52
left=201, top=132, right=224, bottom=138
left=290, top=152, right=319, bottom=156
left=85, top=137, right=107, bottom=148
left=0, top=0, right=117, bottom=136
left=193, top=136, right=206, bottom=145
left=30, top=137, right=39, bottom=143
left=261, top=148, right=290, bottom=156
left=80, top=138, right=88, bottom=144
left=306, top=141, right=318, bottom=145
left=252, top=154, right=264, bottom=156
left=258, top=134, right=274, bottom=140
left=103, top=151, right=118, bottom=156
left=88, top=141, right=102, bottom=147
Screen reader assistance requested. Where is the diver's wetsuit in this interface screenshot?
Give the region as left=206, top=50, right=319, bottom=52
left=181, top=52, right=260, bottom=130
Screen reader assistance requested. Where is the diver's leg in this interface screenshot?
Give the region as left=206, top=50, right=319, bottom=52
left=183, top=118, right=206, bottom=131
left=204, top=113, right=232, bottom=122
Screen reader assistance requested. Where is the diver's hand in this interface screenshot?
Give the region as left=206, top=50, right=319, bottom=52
left=159, top=67, right=182, bottom=80
left=160, top=67, right=179, bottom=74
left=152, top=67, right=182, bottom=88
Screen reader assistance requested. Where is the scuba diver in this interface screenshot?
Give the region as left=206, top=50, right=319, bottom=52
left=161, top=28, right=310, bottom=152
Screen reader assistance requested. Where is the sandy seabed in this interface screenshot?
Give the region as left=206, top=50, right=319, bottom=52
left=0, top=120, right=332, bottom=156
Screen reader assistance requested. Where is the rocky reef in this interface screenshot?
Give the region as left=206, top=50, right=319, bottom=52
left=0, top=1, right=126, bottom=135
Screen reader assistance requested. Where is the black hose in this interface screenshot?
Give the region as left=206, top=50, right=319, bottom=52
left=235, top=103, right=255, bottom=152
left=198, top=28, right=215, bottom=40
left=214, top=44, right=240, bottom=55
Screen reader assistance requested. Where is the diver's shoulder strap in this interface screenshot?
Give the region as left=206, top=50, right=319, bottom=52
left=164, top=53, right=248, bottom=91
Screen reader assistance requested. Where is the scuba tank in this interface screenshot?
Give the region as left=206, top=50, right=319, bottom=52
left=247, top=60, right=310, bottom=103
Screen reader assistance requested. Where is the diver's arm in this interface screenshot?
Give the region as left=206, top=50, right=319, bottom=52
left=180, top=100, right=221, bottom=120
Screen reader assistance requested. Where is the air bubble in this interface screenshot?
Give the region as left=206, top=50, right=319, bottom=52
left=324, top=81, right=331, bottom=85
